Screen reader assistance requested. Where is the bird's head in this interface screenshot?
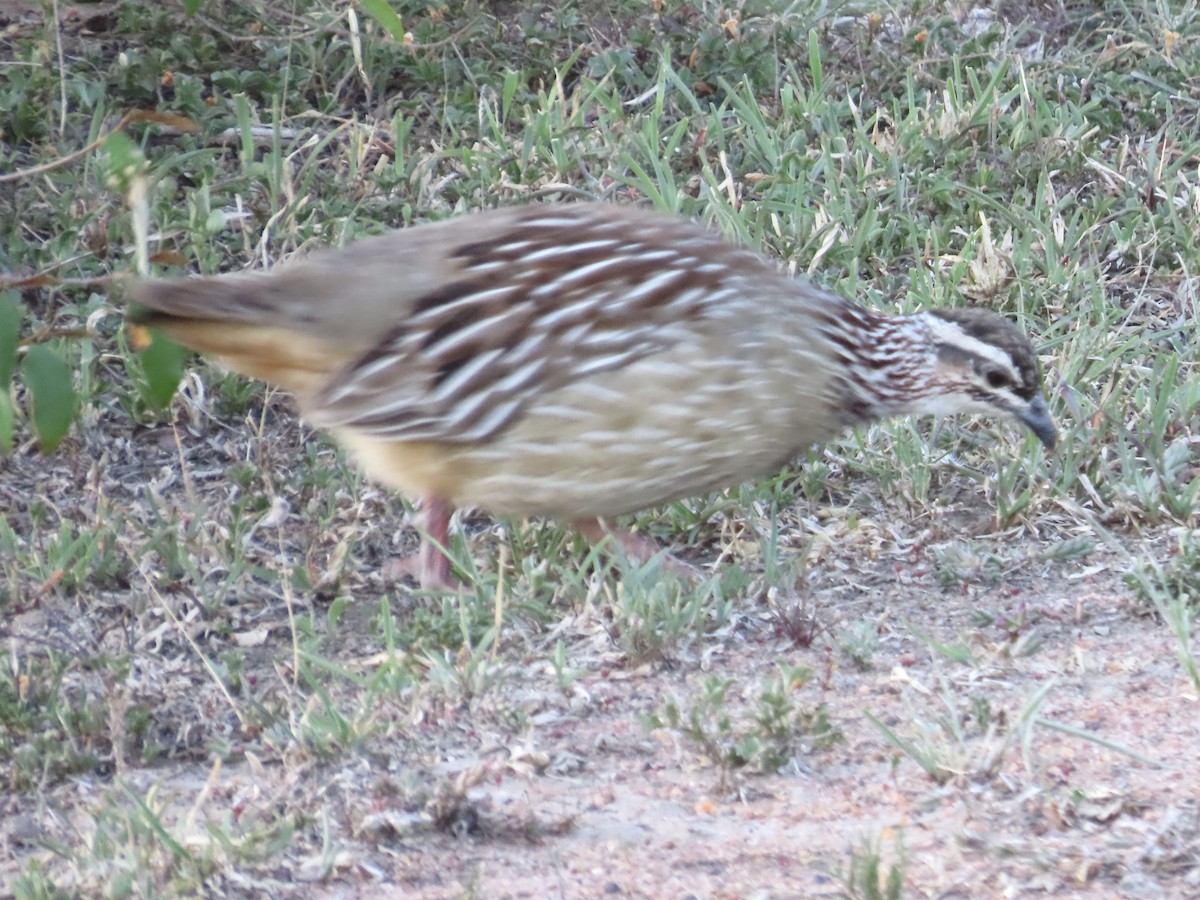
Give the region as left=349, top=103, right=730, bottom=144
left=895, top=307, right=1057, bottom=449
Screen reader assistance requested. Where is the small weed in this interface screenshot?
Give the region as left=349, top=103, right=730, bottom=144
left=772, top=595, right=824, bottom=648
left=868, top=676, right=1157, bottom=786
left=10, top=860, right=64, bottom=900
left=420, top=626, right=504, bottom=707
left=838, top=619, right=881, bottom=671
left=399, top=588, right=498, bottom=653
left=908, top=626, right=978, bottom=667
left=994, top=449, right=1041, bottom=528
left=0, top=649, right=108, bottom=789
left=1126, top=531, right=1200, bottom=615
left=761, top=533, right=823, bottom=648
left=823, top=832, right=907, bottom=900
left=1037, top=536, right=1095, bottom=565
left=866, top=677, right=1054, bottom=785
left=932, top=543, right=1007, bottom=589
left=84, top=784, right=213, bottom=895
left=548, top=639, right=582, bottom=696
left=604, top=563, right=731, bottom=664
left=1125, top=533, right=1200, bottom=692
left=647, top=663, right=839, bottom=784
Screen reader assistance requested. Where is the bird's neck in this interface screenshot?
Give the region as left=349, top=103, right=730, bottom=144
left=823, top=307, right=940, bottom=425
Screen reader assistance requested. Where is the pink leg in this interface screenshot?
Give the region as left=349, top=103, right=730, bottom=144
left=382, top=496, right=461, bottom=591
left=571, top=518, right=700, bottom=577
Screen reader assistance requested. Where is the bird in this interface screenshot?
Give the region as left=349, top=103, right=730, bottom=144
left=127, top=202, right=1057, bottom=589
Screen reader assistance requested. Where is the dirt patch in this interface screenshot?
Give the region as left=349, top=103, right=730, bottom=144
left=2, top=400, right=1197, bottom=896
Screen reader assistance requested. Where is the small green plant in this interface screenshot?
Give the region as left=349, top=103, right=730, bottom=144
left=85, top=783, right=213, bottom=895
left=1125, top=533, right=1200, bottom=691
left=0, top=649, right=108, bottom=789
left=932, top=542, right=1007, bottom=589
left=1126, top=531, right=1200, bottom=615
left=1037, top=536, right=1095, bottom=565
left=825, top=832, right=907, bottom=900
left=868, top=676, right=1157, bottom=785
left=994, top=448, right=1039, bottom=527
left=548, top=638, right=582, bottom=696
left=837, top=619, right=880, bottom=671
left=30, top=516, right=130, bottom=594
left=866, top=677, right=1055, bottom=785
left=604, top=562, right=731, bottom=663
left=419, top=620, right=505, bottom=707
left=908, top=625, right=978, bottom=667
left=10, top=860, right=64, bottom=900
left=646, top=663, right=839, bottom=783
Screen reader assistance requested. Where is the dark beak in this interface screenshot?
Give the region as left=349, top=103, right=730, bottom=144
left=1018, top=394, right=1057, bottom=450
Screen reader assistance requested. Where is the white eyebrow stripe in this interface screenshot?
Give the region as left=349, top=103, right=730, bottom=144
left=926, top=318, right=1016, bottom=369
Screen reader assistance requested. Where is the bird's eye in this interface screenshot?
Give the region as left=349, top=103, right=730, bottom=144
left=983, top=368, right=1011, bottom=390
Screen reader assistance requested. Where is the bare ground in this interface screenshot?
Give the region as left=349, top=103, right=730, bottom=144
left=2, top=395, right=1198, bottom=898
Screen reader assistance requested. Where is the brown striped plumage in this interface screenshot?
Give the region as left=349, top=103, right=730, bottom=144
left=129, top=203, right=1056, bottom=587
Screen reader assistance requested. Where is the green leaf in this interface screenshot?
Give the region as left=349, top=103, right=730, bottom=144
left=0, top=392, right=13, bottom=453
left=360, top=0, right=406, bottom=42
left=204, top=209, right=227, bottom=234
left=0, top=291, right=19, bottom=387
left=138, top=330, right=187, bottom=408
left=22, top=345, right=78, bottom=453
left=102, top=130, right=148, bottom=195
left=182, top=0, right=204, bottom=14
left=807, top=28, right=822, bottom=89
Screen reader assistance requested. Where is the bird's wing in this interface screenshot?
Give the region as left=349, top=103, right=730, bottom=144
left=304, top=204, right=776, bottom=443
left=129, top=204, right=794, bottom=444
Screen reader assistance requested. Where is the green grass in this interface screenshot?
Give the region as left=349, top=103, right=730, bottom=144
left=2, top=0, right=1199, bottom=894
left=645, top=661, right=839, bottom=783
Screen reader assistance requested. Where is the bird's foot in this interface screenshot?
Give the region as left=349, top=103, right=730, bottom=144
left=381, top=496, right=466, bottom=592
left=380, top=548, right=465, bottom=592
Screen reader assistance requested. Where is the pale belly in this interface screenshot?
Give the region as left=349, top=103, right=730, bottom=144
left=334, top=341, right=844, bottom=519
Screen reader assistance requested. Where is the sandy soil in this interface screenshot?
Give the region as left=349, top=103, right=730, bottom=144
left=3, top=407, right=1198, bottom=897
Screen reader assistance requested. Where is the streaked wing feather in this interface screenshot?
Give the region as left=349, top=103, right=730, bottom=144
left=307, top=206, right=765, bottom=443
